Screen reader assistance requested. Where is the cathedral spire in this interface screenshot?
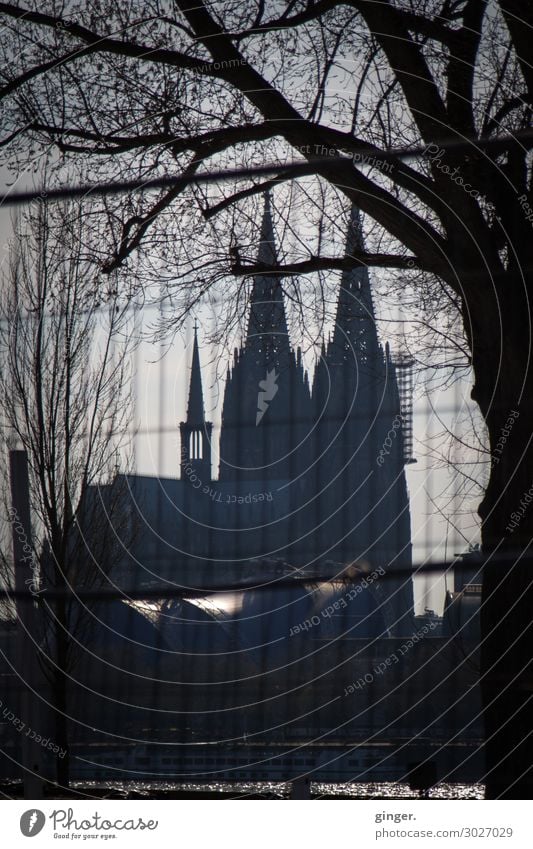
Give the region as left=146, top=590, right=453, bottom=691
left=218, top=193, right=313, bottom=481
left=246, top=193, right=289, bottom=352
left=186, top=321, right=205, bottom=424
left=328, top=203, right=379, bottom=364
left=180, top=322, right=212, bottom=481
left=257, top=190, right=277, bottom=266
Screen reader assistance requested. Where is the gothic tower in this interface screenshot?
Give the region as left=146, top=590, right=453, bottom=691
left=312, top=204, right=413, bottom=632
left=218, top=194, right=312, bottom=483
left=180, top=323, right=213, bottom=484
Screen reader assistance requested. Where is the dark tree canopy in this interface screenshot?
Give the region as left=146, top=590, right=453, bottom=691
left=1, top=0, right=530, bottom=542
left=1, top=0, right=533, bottom=799
left=0, top=2, right=529, bottom=280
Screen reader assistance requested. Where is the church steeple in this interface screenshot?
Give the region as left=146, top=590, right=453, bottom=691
left=218, top=193, right=312, bottom=482
left=180, top=322, right=213, bottom=482
left=245, top=192, right=289, bottom=360
left=186, top=322, right=205, bottom=422
left=257, top=190, right=277, bottom=266
left=328, top=204, right=380, bottom=366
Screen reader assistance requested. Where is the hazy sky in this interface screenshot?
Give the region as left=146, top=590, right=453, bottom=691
left=0, top=166, right=483, bottom=615
left=131, top=312, right=482, bottom=614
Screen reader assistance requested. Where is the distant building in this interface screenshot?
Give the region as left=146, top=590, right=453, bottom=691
left=443, top=547, right=482, bottom=643
left=100, top=196, right=414, bottom=634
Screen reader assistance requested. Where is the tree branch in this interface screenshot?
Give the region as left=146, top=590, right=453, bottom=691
left=0, top=2, right=213, bottom=80
left=229, top=2, right=456, bottom=47
left=230, top=253, right=421, bottom=276
left=27, top=120, right=279, bottom=156
left=102, top=158, right=202, bottom=273
left=498, top=0, right=533, bottom=104
left=348, top=0, right=450, bottom=143
left=202, top=167, right=326, bottom=220
left=446, top=0, right=486, bottom=136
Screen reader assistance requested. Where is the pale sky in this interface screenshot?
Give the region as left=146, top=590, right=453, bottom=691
left=131, top=312, right=483, bottom=614
left=0, top=167, right=484, bottom=615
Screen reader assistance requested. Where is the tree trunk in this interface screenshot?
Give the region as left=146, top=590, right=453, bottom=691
left=53, top=594, right=70, bottom=788
left=470, top=280, right=533, bottom=798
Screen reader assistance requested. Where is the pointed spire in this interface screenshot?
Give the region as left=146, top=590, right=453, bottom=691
left=256, top=190, right=277, bottom=267
left=346, top=203, right=365, bottom=252
left=341, top=204, right=374, bottom=310
left=219, top=193, right=314, bottom=481
left=246, top=192, right=289, bottom=352
left=328, top=203, right=379, bottom=363
left=186, top=321, right=205, bottom=424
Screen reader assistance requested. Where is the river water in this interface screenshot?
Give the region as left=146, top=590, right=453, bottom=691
left=66, top=780, right=484, bottom=799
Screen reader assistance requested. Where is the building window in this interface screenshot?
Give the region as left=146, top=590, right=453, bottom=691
left=189, top=430, right=203, bottom=460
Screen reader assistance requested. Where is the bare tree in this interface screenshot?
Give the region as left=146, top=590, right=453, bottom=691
left=0, top=0, right=528, bottom=539
left=0, top=199, right=134, bottom=786
left=0, top=0, right=531, bottom=796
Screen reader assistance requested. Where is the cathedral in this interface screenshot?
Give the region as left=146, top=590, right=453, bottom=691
left=108, top=195, right=414, bottom=634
